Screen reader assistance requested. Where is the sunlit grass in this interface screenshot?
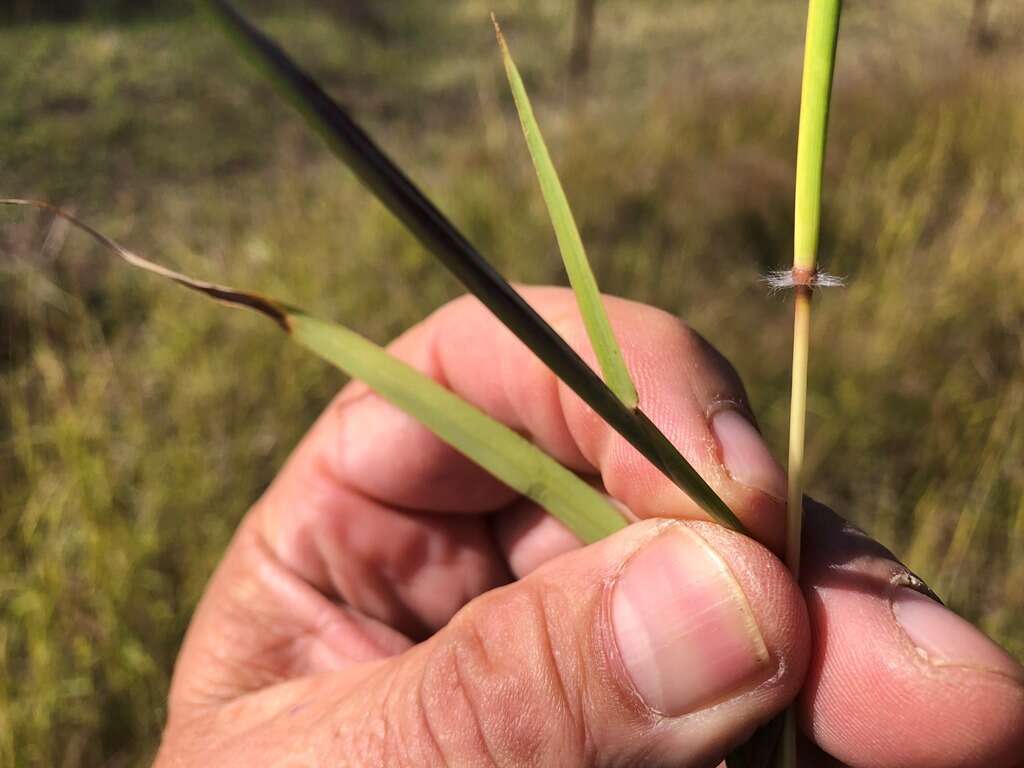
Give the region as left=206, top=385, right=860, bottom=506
left=2, top=3, right=1023, bottom=766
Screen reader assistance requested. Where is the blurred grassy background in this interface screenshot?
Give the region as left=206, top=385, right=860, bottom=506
left=2, top=0, right=1023, bottom=764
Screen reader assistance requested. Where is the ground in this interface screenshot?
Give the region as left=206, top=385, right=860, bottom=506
left=1, top=1, right=1023, bottom=765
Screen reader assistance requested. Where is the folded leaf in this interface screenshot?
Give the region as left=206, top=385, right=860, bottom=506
left=494, top=17, right=638, bottom=409
left=2, top=199, right=627, bottom=544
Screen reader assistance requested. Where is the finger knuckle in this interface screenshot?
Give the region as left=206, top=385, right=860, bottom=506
left=417, top=583, right=590, bottom=766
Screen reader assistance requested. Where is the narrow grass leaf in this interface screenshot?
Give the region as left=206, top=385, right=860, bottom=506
left=493, top=16, right=638, bottom=409
left=2, top=199, right=627, bottom=544
left=632, top=410, right=744, bottom=530
left=193, top=0, right=745, bottom=532
left=290, top=312, right=626, bottom=543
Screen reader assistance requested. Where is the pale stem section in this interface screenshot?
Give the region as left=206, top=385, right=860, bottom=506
left=778, top=290, right=811, bottom=768
left=786, top=290, right=812, bottom=577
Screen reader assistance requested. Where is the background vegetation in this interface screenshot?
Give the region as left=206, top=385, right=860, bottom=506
left=2, top=1, right=1023, bottom=765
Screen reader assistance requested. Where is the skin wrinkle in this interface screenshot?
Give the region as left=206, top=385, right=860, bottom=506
left=186, top=536, right=313, bottom=703
left=634, top=327, right=705, bottom=481
left=248, top=511, right=413, bottom=669
left=273, top=459, right=508, bottom=637
left=415, top=666, right=451, bottom=768
left=673, top=326, right=706, bottom=421
left=260, top=493, right=368, bottom=630
left=450, top=645, right=501, bottom=768
left=457, top=586, right=588, bottom=766
left=333, top=410, right=514, bottom=515
left=326, top=323, right=520, bottom=514
left=451, top=619, right=505, bottom=768
left=554, top=392, right=646, bottom=517
left=534, top=583, right=591, bottom=764
left=388, top=662, right=422, bottom=768
left=303, top=452, right=349, bottom=591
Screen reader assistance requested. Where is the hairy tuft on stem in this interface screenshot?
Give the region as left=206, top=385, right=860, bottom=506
left=761, top=268, right=845, bottom=294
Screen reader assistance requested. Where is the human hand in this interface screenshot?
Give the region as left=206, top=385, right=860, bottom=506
left=155, top=287, right=1024, bottom=767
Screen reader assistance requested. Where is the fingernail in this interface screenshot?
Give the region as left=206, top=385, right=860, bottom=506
left=711, top=409, right=787, bottom=500
left=612, top=526, right=770, bottom=716
left=892, top=587, right=1024, bottom=681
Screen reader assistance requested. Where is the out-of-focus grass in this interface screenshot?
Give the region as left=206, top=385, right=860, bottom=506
left=2, top=2, right=1023, bottom=765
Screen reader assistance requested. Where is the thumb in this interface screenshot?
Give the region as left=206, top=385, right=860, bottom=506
left=335, top=520, right=809, bottom=767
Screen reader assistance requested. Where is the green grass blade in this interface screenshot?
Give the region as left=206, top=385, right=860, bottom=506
left=288, top=312, right=626, bottom=543
left=793, top=0, right=842, bottom=274
left=633, top=410, right=746, bottom=531
left=494, top=17, right=638, bottom=409
left=191, top=1, right=742, bottom=533
left=194, top=0, right=620, bottom=425
left=1, top=198, right=626, bottom=544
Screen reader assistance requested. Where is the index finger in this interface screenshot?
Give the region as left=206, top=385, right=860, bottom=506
left=799, top=501, right=1024, bottom=768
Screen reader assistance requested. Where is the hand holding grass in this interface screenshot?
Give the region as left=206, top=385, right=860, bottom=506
left=155, top=289, right=1024, bottom=768
left=7, top=5, right=1019, bottom=765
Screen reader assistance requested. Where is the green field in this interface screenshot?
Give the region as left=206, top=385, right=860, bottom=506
left=2, top=2, right=1023, bottom=765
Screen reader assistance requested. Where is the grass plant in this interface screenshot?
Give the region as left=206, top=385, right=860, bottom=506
left=197, top=0, right=745, bottom=531
left=2, top=2, right=1023, bottom=765
left=9, top=0, right=835, bottom=761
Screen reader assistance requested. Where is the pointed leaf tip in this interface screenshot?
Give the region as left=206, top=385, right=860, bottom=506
left=496, top=27, right=639, bottom=409
left=1, top=199, right=291, bottom=330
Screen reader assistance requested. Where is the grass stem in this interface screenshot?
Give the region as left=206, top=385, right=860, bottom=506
left=777, top=1, right=841, bottom=766
left=788, top=0, right=841, bottom=576
left=786, top=287, right=812, bottom=576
